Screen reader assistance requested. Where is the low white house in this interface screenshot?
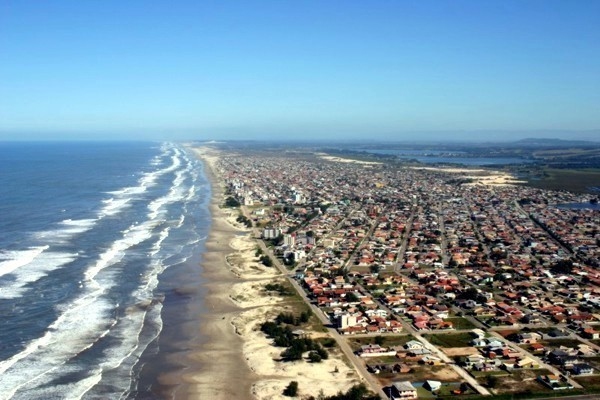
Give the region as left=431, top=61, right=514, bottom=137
left=389, top=381, right=417, bottom=399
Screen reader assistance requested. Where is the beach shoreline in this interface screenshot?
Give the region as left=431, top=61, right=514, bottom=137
left=157, top=147, right=255, bottom=400
left=165, top=146, right=360, bottom=400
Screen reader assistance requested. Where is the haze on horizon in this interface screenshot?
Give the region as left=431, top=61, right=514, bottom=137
left=1, top=0, right=599, bottom=142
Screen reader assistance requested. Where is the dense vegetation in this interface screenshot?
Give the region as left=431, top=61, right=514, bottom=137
left=306, top=384, right=381, bottom=400
left=260, top=255, right=273, bottom=266
left=260, top=311, right=327, bottom=362
left=264, top=282, right=293, bottom=296
left=236, top=214, right=252, bottom=227
left=224, top=196, right=240, bottom=207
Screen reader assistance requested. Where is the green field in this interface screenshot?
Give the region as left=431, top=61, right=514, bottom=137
left=524, top=168, right=600, bottom=193
left=445, top=317, right=478, bottom=330
left=423, top=332, right=473, bottom=348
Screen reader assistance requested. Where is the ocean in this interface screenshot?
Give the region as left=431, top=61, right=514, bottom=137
left=0, top=142, right=210, bottom=399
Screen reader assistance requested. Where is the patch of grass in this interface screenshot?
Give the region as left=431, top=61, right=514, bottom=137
left=470, top=370, right=510, bottom=378
left=437, top=382, right=475, bottom=397
left=525, top=168, right=600, bottom=193
left=264, top=281, right=294, bottom=296
left=445, top=317, right=478, bottom=330
left=424, top=332, right=474, bottom=348
left=574, top=376, right=600, bottom=391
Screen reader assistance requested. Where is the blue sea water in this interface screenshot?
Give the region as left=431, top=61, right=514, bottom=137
left=0, top=142, right=210, bottom=399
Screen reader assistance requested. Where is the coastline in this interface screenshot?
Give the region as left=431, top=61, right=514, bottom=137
left=160, top=147, right=254, bottom=400
left=172, top=146, right=361, bottom=400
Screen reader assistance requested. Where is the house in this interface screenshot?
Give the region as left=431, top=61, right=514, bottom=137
left=538, top=374, right=560, bottom=387
left=577, top=344, right=596, bottom=356
left=581, top=327, right=600, bottom=339
left=537, top=374, right=573, bottom=391
left=487, top=339, right=503, bottom=348
left=359, top=344, right=397, bottom=358
left=530, top=342, right=545, bottom=353
left=517, top=332, right=542, bottom=344
left=471, top=329, right=486, bottom=339
left=549, top=349, right=579, bottom=367
left=425, top=380, right=442, bottom=392
left=392, top=363, right=412, bottom=374
left=573, top=363, right=594, bottom=375
left=404, top=340, right=424, bottom=350
left=517, top=357, right=538, bottom=368
left=465, top=354, right=486, bottom=368
left=389, top=381, right=418, bottom=399
left=421, top=355, right=442, bottom=365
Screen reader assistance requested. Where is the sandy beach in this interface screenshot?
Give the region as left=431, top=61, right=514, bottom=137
left=173, top=147, right=360, bottom=400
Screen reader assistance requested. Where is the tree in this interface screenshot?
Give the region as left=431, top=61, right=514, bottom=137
left=345, top=292, right=360, bottom=303
left=374, top=335, right=385, bottom=346
left=458, top=287, right=479, bottom=301
left=224, top=196, right=240, bottom=207
left=486, top=375, right=498, bottom=388
left=550, top=259, right=574, bottom=275
left=283, top=381, right=299, bottom=397
left=260, top=255, right=273, bottom=267
left=308, top=351, right=322, bottom=363
left=316, top=346, right=329, bottom=360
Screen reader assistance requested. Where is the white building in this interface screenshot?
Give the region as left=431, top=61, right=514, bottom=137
left=283, top=234, right=295, bottom=247
left=262, top=228, right=282, bottom=239
left=389, top=381, right=417, bottom=399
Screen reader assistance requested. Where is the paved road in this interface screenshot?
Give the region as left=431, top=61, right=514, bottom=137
left=373, top=297, right=492, bottom=396
left=241, top=206, right=390, bottom=399
left=355, top=271, right=491, bottom=396
left=488, top=331, right=583, bottom=390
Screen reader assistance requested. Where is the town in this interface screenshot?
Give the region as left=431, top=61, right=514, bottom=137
left=217, top=148, right=600, bottom=399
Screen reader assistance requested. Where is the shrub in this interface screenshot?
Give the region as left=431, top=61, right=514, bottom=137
left=283, top=381, right=299, bottom=397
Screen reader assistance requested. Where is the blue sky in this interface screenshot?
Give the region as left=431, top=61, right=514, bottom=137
left=1, top=0, right=599, bottom=141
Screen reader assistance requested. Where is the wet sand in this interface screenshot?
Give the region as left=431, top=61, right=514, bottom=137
left=156, top=147, right=255, bottom=400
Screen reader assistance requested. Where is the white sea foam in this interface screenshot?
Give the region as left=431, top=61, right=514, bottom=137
left=0, top=251, right=78, bottom=299
left=34, top=219, right=98, bottom=244
left=84, top=220, right=157, bottom=283
left=0, top=143, right=207, bottom=399
left=18, top=371, right=103, bottom=400
left=0, top=295, right=114, bottom=399
left=185, top=184, right=196, bottom=202
left=99, top=197, right=132, bottom=217
left=99, top=145, right=184, bottom=220
left=146, top=163, right=190, bottom=220
left=149, top=227, right=170, bottom=257
left=0, top=246, right=49, bottom=278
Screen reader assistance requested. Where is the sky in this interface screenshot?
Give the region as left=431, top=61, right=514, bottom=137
left=1, top=0, right=599, bottom=142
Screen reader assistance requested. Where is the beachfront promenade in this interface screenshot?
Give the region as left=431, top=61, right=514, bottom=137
left=213, top=147, right=600, bottom=399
